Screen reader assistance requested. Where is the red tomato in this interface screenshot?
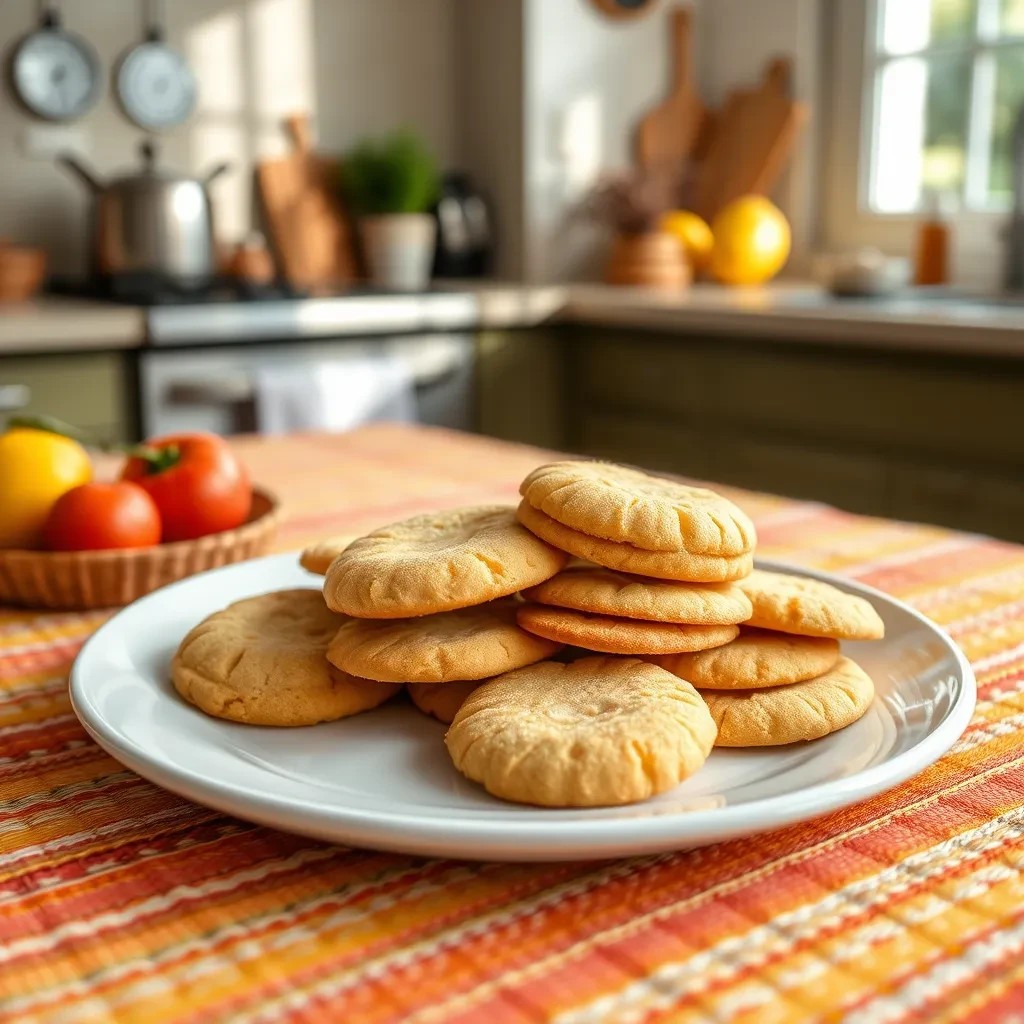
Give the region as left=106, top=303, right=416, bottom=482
left=43, top=482, right=161, bottom=551
left=121, top=432, right=252, bottom=542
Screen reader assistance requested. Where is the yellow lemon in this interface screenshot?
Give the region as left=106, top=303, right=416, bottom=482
left=660, top=210, right=714, bottom=274
left=710, top=196, right=791, bottom=286
left=0, top=427, right=92, bottom=548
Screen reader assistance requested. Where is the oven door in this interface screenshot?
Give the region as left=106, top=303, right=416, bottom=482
left=138, top=334, right=477, bottom=438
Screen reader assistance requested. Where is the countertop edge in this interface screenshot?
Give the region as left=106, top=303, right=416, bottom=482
left=3, top=284, right=1024, bottom=358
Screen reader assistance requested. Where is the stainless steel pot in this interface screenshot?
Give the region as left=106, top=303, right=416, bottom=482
left=59, top=141, right=229, bottom=286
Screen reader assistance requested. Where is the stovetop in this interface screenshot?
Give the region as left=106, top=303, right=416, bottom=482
left=48, top=274, right=307, bottom=306
left=47, top=275, right=487, bottom=346
left=47, top=274, right=448, bottom=307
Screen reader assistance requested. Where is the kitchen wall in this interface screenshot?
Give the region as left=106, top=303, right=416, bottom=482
left=0, top=0, right=457, bottom=276
left=520, top=0, right=821, bottom=282
left=522, top=0, right=679, bottom=283
left=453, top=0, right=525, bottom=281
left=699, top=0, right=822, bottom=274
left=0, top=0, right=820, bottom=284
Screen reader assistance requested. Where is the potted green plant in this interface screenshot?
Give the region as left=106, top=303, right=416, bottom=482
left=341, top=132, right=440, bottom=290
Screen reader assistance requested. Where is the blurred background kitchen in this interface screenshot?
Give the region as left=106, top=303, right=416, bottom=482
left=2, top=0, right=1024, bottom=541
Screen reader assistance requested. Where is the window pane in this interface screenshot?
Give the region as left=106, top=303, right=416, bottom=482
left=880, top=0, right=976, bottom=54
left=871, top=54, right=971, bottom=211
left=989, top=47, right=1024, bottom=200
left=1000, top=0, right=1024, bottom=34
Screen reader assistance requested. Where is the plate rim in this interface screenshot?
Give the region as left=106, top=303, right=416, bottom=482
left=69, top=553, right=977, bottom=858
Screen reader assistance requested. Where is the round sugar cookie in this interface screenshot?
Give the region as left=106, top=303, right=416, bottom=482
left=408, top=680, right=480, bottom=724
left=324, top=505, right=568, bottom=619
left=517, top=604, right=738, bottom=655
left=326, top=597, right=561, bottom=683
left=446, top=657, right=717, bottom=807
left=520, top=460, right=756, bottom=555
left=517, top=501, right=752, bottom=583
left=524, top=565, right=752, bottom=625
left=300, top=535, right=355, bottom=575
left=171, top=590, right=400, bottom=726
left=700, top=657, right=875, bottom=746
left=652, top=627, right=841, bottom=690
left=740, top=570, right=885, bottom=640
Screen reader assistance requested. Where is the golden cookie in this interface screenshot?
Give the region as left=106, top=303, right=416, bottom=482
left=408, top=680, right=481, bottom=724
left=651, top=627, right=841, bottom=690
left=324, top=505, right=568, bottom=619
left=520, top=460, right=756, bottom=555
left=701, top=657, right=875, bottom=746
left=171, top=590, right=400, bottom=726
left=517, top=501, right=752, bottom=583
left=517, top=604, right=738, bottom=655
left=300, top=535, right=355, bottom=575
left=524, top=566, right=752, bottom=625
left=446, top=657, right=717, bottom=807
left=326, top=597, right=561, bottom=683
left=740, top=569, right=885, bottom=640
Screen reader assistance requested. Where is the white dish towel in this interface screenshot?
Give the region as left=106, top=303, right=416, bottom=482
left=254, top=352, right=417, bottom=435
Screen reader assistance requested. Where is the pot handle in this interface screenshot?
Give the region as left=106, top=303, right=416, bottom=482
left=205, top=162, right=231, bottom=184
left=57, top=153, right=102, bottom=193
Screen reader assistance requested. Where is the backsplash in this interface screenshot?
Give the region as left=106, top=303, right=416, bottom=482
left=0, top=0, right=458, bottom=276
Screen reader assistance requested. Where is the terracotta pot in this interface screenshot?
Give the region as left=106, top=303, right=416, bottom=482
left=225, top=235, right=276, bottom=284
left=0, top=244, right=47, bottom=303
left=605, top=231, right=690, bottom=291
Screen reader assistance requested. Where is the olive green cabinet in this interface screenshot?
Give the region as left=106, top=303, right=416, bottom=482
left=476, top=325, right=1024, bottom=542
left=565, top=326, right=1024, bottom=541
left=476, top=329, right=566, bottom=451
left=0, top=352, right=132, bottom=443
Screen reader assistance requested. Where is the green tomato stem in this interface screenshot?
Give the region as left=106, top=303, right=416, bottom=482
left=6, top=415, right=179, bottom=472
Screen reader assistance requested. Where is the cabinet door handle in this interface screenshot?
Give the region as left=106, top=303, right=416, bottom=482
left=164, top=376, right=254, bottom=405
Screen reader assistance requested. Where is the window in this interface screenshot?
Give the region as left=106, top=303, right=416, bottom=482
left=866, top=0, right=1024, bottom=213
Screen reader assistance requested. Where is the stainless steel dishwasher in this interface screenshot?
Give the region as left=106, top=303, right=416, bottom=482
left=138, top=332, right=477, bottom=437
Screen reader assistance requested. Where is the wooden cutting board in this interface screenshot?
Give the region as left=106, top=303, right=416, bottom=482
left=636, top=6, right=707, bottom=177
left=256, top=114, right=358, bottom=290
left=693, top=58, right=808, bottom=221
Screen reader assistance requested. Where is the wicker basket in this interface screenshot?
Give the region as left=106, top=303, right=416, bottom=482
left=0, top=488, right=281, bottom=611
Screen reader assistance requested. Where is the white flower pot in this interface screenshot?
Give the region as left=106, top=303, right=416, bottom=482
left=360, top=213, right=437, bottom=291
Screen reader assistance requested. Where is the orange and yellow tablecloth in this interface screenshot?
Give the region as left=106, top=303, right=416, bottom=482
left=3, top=424, right=1024, bottom=1023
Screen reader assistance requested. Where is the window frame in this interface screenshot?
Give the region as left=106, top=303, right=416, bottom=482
left=821, top=0, right=1012, bottom=280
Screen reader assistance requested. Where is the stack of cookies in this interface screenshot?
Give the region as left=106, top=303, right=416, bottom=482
left=650, top=568, right=884, bottom=746
left=318, top=506, right=570, bottom=719
left=513, top=461, right=757, bottom=660
left=170, top=458, right=887, bottom=811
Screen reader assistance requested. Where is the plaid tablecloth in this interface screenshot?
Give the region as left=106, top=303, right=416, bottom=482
left=3, top=424, right=1024, bottom=1023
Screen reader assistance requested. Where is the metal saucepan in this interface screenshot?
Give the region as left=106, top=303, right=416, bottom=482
left=59, top=140, right=229, bottom=286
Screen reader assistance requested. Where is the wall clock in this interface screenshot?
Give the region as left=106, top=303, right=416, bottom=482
left=590, top=0, right=660, bottom=19
left=7, top=3, right=101, bottom=121
left=114, top=0, right=196, bottom=131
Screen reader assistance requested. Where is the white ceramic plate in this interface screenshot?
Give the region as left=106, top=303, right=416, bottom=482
left=70, top=554, right=975, bottom=861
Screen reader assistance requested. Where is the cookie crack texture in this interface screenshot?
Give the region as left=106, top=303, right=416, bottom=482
left=171, top=589, right=400, bottom=726
left=740, top=570, right=885, bottom=640
left=324, top=505, right=566, bottom=618
left=326, top=599, right=561, bottom=683
left=445, top=657, right=715, bottom=807
left=628, top=738, right=659, bottom=789
left=469, top=549, right=506, bottom=580
left=702, top=656, right=874, bottom=746
left=520, top=461, right=756, bottom=557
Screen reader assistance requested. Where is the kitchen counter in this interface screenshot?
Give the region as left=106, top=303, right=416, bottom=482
left=564, top=283, right=1024, bottom=357
left=0, top=298, right=145, bottom=353
left=3, top=281, right=1024, bottom=355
